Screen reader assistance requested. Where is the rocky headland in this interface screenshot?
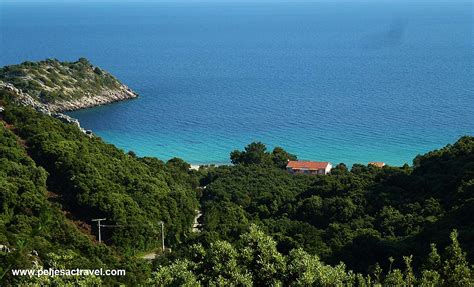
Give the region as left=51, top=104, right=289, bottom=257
left=0, top=58, right=138, bottom=112
left=0, top=58, right=138, bottom=134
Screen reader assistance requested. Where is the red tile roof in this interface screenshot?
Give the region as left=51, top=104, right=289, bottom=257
left=287, top=161, right=330, bottom=170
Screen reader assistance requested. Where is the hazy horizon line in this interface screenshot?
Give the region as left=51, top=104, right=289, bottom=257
left=2, top=0, right=468, bottom=3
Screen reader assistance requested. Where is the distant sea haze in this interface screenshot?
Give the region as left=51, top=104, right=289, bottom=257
left=1, top=1, right=472, bottom=166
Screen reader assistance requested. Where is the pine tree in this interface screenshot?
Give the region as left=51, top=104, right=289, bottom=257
left=443, top=230, right=472, bottom=286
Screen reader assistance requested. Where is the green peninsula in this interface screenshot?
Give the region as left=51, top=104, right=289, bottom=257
left=0, top=58, right=137, bottom=112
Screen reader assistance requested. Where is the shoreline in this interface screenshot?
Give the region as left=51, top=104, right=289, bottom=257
left=0, top=81, right=134, bottom=136
left=47, top=86, right=138, bottom=112
left=190, top=163, right=229, bottom=170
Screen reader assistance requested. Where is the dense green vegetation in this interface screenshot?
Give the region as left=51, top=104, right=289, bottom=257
left=195, top=139, right=474, bottom=275
left=0, top=58, right=126, bottom=103
left=150, top=225, right=471, bottom=286
left=150, top=138, right=473, bottom=285
left=0, top=89, right=198, bottom=285
left=0, top=109, right=117, bottom=285
left=1, top=84, right=473, bottom=285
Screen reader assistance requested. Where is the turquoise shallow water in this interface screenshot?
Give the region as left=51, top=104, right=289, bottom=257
left=1, top=1, right=473, bottom=166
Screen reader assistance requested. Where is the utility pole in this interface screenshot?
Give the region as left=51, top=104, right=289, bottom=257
left=158, top=221, right=165, bottom=252
left=92, top=218, right=106, bottom=243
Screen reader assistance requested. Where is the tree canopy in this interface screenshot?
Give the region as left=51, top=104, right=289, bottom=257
left=1, top=87, right=472, bottom=285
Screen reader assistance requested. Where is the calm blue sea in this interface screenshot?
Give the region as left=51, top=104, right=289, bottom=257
left=1, top=1, right=473, bottom=166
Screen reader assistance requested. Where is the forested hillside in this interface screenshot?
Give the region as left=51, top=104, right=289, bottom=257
left=0, top=88, right=198, bottom=285
left=194, top=140, right=474, bottom=274
left=150, top=140, right=473, bottom=285
left=1, top=85, right=472, bottom=285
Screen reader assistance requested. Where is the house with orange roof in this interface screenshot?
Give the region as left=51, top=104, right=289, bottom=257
left=286, top=160, right=332, bottom=175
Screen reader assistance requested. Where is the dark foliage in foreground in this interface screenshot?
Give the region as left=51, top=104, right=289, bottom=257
left=149, top=225, right=472, bottom=286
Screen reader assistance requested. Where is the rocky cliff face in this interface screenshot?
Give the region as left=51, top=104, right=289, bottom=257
left=46, top=85, right=138, bottom=112
left=0, top=81, right=51, bottom=114
left=0, top=58, right=138, bottom=112
left=1, top=81, right=87, bottom=134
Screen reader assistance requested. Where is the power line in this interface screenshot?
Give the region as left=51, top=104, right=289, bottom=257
left=91, top=218, right=106, bottom=243
left=158, top=221, right=165, bottom=252
left=91, top=219, right=166, bottom=252
left=101, top=224, right=137, bottom=227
